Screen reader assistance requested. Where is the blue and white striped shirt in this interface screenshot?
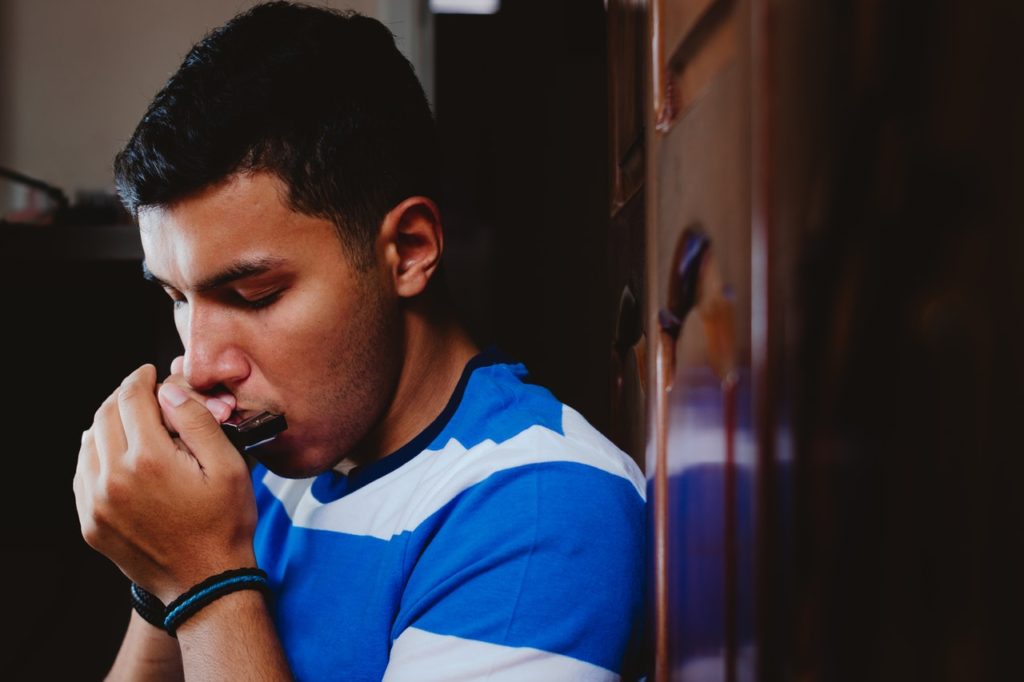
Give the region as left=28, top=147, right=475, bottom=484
left=252, top=351, right=646, bottom=680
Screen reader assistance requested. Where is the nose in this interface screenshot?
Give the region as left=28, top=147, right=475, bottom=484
left=179, top=304, right=251, bottom=392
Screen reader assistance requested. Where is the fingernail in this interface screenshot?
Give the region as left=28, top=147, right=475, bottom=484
left=159, top=383, right=189, bottom=407
left=206, top=398, right=231, bottom=421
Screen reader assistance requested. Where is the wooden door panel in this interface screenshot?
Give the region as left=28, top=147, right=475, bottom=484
left=653, top=0, right=738, bottom=130
left=609, top=0, right=646, bottom=212
left=609, top=189, right=647, bottom=466
left=648, top=1, right=754, bottom=680
left=654, top=68, right=751, bottom=364
left=661, top=0, right=719, bottom=51
left=608, top=0, right=649, bottom=472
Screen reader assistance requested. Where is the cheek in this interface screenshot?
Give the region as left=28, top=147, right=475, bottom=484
left=258, top=284, right=366, bottom=382
left=309, top=284, right=397, bottom=392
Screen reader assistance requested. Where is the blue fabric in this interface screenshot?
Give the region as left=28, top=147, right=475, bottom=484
left=395, top=462, right=644, bottom=671
left=251, top=353, right=645, bottom=681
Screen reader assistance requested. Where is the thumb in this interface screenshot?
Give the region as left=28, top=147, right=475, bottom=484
left=158, top=383, right=233, bottom=463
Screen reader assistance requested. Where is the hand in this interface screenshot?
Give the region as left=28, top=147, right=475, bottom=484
left=73, top=364, right=258, bottom=604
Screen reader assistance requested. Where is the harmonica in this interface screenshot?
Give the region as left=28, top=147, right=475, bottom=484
left=220, top=411, right=288, bottom=452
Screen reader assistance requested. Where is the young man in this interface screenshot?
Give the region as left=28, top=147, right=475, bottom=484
left=73, top=3, right=645, bottom=680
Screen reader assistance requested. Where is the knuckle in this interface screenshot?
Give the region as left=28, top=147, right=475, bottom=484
left=119, top=365, right=156, bottom=400
left=93, top=398, right=113, bottom=424
left=129, top=449, right=158, bottom=477
left=75, top=443, right=92, bottom=475
left=80, top=516, right=106, bottom=550
left=80, top=520, right=96, bottom=546
left=86, top=496, right=110, bottom=529
left=96, top=394, right=120, bottom=421
left=100, top=474, right=127, bottom=507
left=163, top=373, right=188, bottom=388
left=125, top=363, right=155, bottom=384
left=118, top=380, right=143, bottom=404
left=183, top=405, right=217, bottom=432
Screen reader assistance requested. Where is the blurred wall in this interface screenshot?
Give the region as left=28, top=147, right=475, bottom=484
left=0, top=0, right=432, bottom=203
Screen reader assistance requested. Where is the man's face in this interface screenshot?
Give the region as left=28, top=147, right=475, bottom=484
left=138, top=171, right=403, bottom=478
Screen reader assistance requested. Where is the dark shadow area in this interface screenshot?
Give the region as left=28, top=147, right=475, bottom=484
left=2, top=255, right=180, bottom=678
left=435, top=0, right=611, bottom=433
left=780, top=2, right=1024, bottom=680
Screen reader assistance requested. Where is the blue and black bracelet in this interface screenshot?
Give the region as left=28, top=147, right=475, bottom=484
left=129, top=582, right=167, bottom=629
left=163, top=568, right=270, bottom=637
left=130, top=568, right=269, bottom=637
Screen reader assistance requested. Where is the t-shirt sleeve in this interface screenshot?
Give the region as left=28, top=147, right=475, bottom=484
left=383, top=460, right=646, bottom=681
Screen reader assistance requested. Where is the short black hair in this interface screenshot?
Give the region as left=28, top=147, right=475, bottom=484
left=114, top=1, right=437, bottom=269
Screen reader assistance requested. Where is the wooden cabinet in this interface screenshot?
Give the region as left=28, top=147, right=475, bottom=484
left=608, top=1, right=1023, bottom=680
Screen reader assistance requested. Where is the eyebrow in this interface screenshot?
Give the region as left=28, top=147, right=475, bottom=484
left=142, top=256, right=289, bottom=293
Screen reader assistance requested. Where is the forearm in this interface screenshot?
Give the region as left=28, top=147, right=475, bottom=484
left=176, top=590, right=292, bottom=681
left=107, top=610, right=183, bottom=681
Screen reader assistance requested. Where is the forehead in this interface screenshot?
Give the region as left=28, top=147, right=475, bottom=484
left=138, top=172, right=343, bottom=286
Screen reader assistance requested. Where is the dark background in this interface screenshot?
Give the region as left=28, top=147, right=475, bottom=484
left=4, top=257, right=173, bottom=675
left=0, top=2, right=612, bottom=677
left=436, top=0, right=611, bottom=431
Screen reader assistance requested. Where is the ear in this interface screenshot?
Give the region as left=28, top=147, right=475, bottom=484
left=378, top=196, right=444, bottom=298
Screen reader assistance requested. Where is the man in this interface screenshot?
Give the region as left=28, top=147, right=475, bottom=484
left=73, top=3, right=645, bottom=680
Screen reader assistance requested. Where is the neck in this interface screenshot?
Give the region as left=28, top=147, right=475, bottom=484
left=344, top=299, right=479, bottom=468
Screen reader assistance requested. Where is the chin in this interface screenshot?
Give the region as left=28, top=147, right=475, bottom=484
left=248, top=434, right=332, bottom=479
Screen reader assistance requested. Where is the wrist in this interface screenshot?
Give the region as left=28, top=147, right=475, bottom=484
left=131, top=566, right=269, bottom=637
left=174, top=587, right=268, bottom=638
left=157, top=550, right=259, bottom=604
left=163, top=567, right=269, bottom=636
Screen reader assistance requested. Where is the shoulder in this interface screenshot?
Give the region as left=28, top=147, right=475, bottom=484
left=392, top=373, right=646, bottom=678
left=431, top=358, right=646, bottom=502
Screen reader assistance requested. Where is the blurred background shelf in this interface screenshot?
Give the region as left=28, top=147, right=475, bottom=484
left=1, top=223, right=142, bottom=261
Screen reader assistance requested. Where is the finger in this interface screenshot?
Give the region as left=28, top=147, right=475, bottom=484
left=118, top=364, right=171, bottom=451
left=161, top=374, right=234, bottom=422
left=74, top=429, right=99, bottom=489
left=158, top=383, right=233, bottom=466
left=211, top=391, right=237, bottom=412
left=170, top=355, right=184, bottom=375
left=93, top=391, right=128, bottom=467
left=73, top=429, right=99, bottom=520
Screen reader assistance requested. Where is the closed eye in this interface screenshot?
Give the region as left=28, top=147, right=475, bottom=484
left=150, top=277, right=285, bottom=312
left=237, top=289, right=284, bottom=310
